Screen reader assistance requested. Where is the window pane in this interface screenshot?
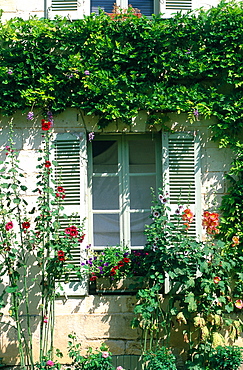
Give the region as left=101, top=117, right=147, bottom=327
left=131, top=0, right=154, bottom=15
left=91, top=0, right=114, bottom=14
left=130, top=175, right=156, bottom=209
left=93, top=214, right=120, bottom=247
left=130, top=212, right=150, bottom=247
left=93, top=177, right=119, bottom=210
left=129, top=139, right=156, bottom=173
left=93, top=141, right=118, bottom=173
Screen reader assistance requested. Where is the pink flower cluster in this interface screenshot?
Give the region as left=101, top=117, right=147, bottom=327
left=56, top=186, right=66, bottom=199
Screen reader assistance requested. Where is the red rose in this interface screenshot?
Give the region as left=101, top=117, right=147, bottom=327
left=22, top=221, right=30, bottom=229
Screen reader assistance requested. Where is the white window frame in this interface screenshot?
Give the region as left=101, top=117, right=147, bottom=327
left=87, top=134, right=162, bottom=250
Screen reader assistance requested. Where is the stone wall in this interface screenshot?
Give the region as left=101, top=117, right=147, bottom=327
left=0, top=109, right=235, bottom=365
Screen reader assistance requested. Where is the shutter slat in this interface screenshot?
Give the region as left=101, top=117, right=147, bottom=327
left=162, top=132, right=202, bottom=240
left=52, top=0, right=78, bottom=11
left=166, top=0, right=192, bottom=9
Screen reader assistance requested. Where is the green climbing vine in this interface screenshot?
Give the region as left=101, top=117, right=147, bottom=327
left=1, top=0, right=243, bottom=244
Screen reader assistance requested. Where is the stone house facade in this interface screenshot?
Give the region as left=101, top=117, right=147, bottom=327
left=0, top=108, right=236, bottom=367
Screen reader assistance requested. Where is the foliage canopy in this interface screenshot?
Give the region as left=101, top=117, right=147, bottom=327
left=0, top=0, right=243, bottom=144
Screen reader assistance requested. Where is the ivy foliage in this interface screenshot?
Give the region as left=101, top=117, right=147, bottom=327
left=1, top=0, right=243, bottom=246
left=0, top=0, right=242, bottom=140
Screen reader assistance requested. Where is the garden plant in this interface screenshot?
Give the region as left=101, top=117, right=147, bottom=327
left=0, top=118, right=84, bottom=369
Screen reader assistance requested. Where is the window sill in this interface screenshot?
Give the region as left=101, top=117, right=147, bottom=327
left=89, top=276, right=146, bottom=295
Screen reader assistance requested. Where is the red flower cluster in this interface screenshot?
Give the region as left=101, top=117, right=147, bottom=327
left=44, top=161, right=51, bottom=168
left=56, top=186, right=66, bottom=199
left=182, top=208, right=194, bottom=230
left=41, top=119, right=52, bottom=131
left=57, top=250, right=65, bottom=261
left=110, top=257, right=130, bottom=276
left=202, top=211, right=219, bottom=234
left=22, top=221, right=30, bottom=229
left=65, top=225, right=78, bottom=237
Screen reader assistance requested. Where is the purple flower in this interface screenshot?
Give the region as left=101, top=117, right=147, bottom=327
left=193, top=109, right=199, bottom=118
left=47, top=110, right=54, bottom=127
left=68, top=73, right=73, bottom=79
left=84, top=70, right=90, bottom=75
left=185, top=49, right=191, bottom=54
left=89, top=132, right=95, bottom=142
left=27, top=111, right=34, bottom=120
left=7, top=69, right=13, bottom=75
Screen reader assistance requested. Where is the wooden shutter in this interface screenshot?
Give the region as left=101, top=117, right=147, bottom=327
left=160, top=0, right=202, bottom=17
left=129, top=0, right=154, bottom=15
left=48, top=0, right=83, bottom=19
left=90, top=0, right=114, bottom=14
left=53, top=132, right=88, bottom=295
left=162, top=132, right=202, bottom=239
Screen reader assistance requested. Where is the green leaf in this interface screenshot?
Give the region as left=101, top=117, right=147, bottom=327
left=5, top=285, right=19, bottom=293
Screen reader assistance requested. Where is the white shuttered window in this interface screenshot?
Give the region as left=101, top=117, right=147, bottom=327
left=53, top=131, right=201, bottom=293
left=47, top=0, right=207, bottom=18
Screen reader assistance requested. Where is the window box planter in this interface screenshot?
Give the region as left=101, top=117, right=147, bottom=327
left=89, top=276, right=147, bottom=295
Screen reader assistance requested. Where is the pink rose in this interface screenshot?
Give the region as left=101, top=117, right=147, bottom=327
left=117, top=367, right=124, bottom=370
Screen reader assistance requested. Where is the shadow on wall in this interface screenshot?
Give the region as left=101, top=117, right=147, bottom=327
left=0, top=259, right=42, bottom=364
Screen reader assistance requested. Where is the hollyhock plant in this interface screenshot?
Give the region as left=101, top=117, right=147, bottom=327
left=0, top=118, right=85, bottom=370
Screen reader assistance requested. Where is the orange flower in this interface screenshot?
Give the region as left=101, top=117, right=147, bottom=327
left=213, top=276, right=221, bottom=284
left=232, top=236, right=240, bottom=246
left=202, top=211, right=219, bottom=234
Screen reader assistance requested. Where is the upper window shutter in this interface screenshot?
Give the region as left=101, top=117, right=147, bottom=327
left=48, top=0, right=84, bottom=19
left=90, top=0, right=115, bottom=14
left=162, top=132, right=202, bottom=239
left=53, top=131, right=88, bottom=295
left=129, top=0, right=154, bottom=16
left=159, top=0, right=201, bottom=17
